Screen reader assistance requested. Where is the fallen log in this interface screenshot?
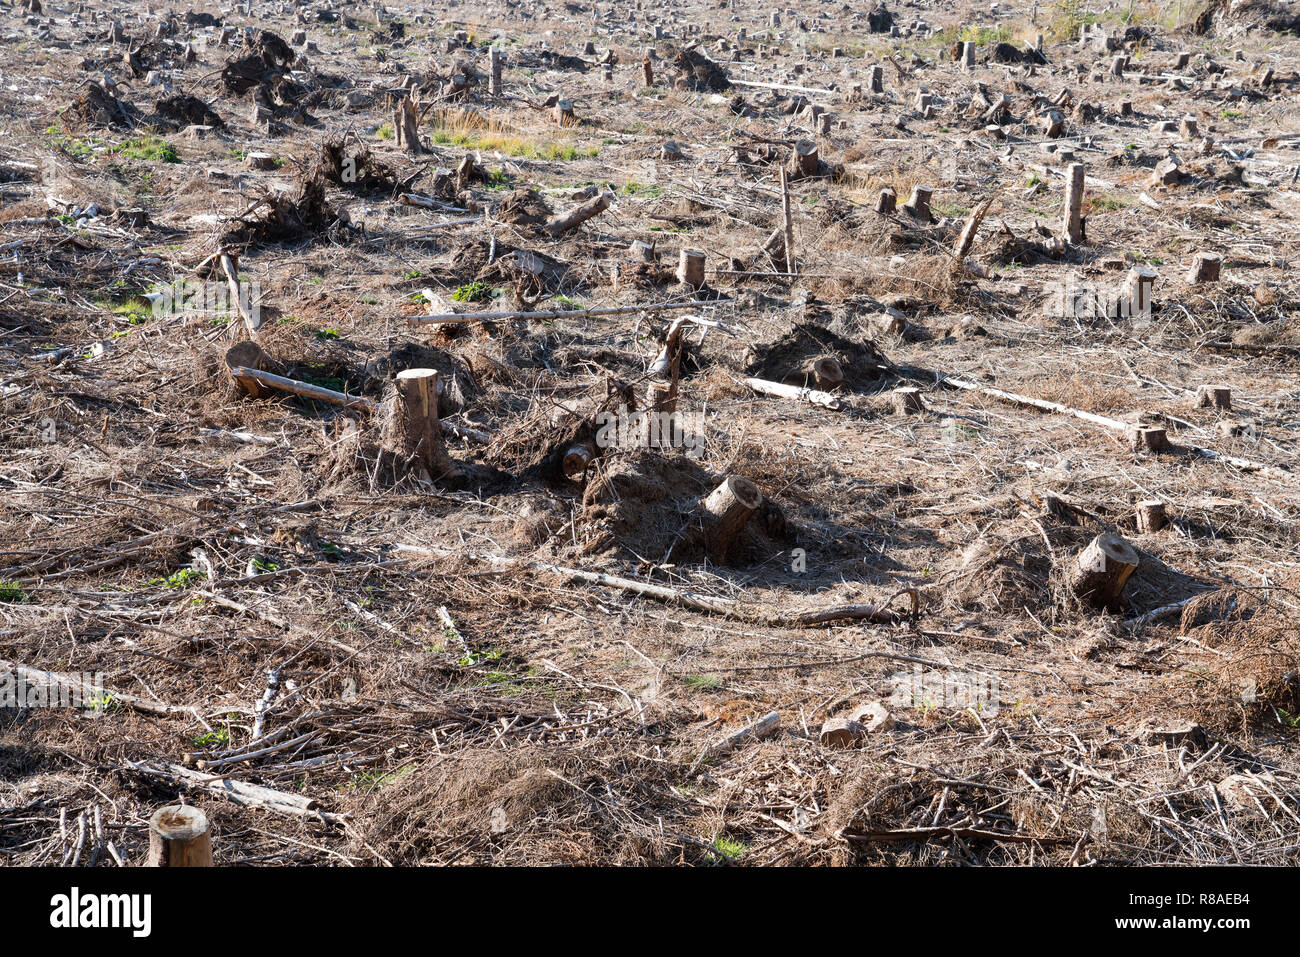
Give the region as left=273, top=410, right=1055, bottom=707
left=0, top=660, right=198, bottom=719
left=227, top=366, right=378, bottom=411
left=127, top=760, right=347, bottom=823
left=746, top=376, right=842, bottom=410
left=545, top=190, right=613, bottom=237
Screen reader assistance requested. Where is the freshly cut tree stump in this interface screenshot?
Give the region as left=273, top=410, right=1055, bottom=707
left=875, top=187, right=896, bottom=214
left=676, top=249, right=705, bottom=287
left=146, top=805, right=212, bottom=867
left=787, top=139, right=819, bottom=178
left=901, top=184, right=932, bottom=222
left=384, top=369, right=452, bottom=480
left=1070, top=532, right=1140, bottom=609
left=1118, top=266, right=1157, bottom=318
left=1195, top=385, right=1231, bottom=411
left=225, top=341, right=283, bottom=398
left=1130, top=425, right=1170, bottom=452
left=1135, top=500, right=1167, bottom=533
left=562, top=441, right=596, bottom=478
left=806, top=356, right=844, bottom=389
left=1062, top=162, right=1085, bottom=244
left=1187, top=252, right=1221, bottom=284
left=819, top=717, right=865, bottom=749
left=891, top=386, right=924, bottom=414
left=701, top=475, right=763, bottom=564
left=553, top=99, right=576, bottom=127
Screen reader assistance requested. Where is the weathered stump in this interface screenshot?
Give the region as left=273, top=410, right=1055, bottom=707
left=1069, top=532, right=1140, bottom=609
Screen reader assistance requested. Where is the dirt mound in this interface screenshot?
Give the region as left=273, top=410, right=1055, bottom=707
left=222, top=171, right=347, bottom=248
left=362, top=342, right=478, bottom=415
left=222, top=30, right=297, bottom=95
left=573, top=450, right=791, bottom=565
left=315, top=135, right=398, bottom=193
left=1179, top=580, right=1300, bottom=731
left=743, top=322, right=894, bottom=391
left=495, top=187, right=552, bottom=228
left=154, top=94, right=224, bottom=130
left=673, top=46, right=729, bottom=92
left=63, top=83, right=133, bottom=128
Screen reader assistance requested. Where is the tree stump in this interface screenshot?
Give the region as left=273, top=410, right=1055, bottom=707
left=806, top=356, right=844, bottom=389
left=1062, top=162, right=1085, bottom=244
left=146, top=805, right=212, bottom=867
left=394, top=95, right=419, bottom=152
left=489, top=46, right=503, bottom=95
left=875, top=187, right=896, bottom=214
left=383, top=369, right=452, bottom=481
left=1069, top=532, right=1140, bottom=609
left=901, top=184, right=932, bottom=222
left=891, top=386, right=925, bottom=414
left=1179, top=113, right=1199, bottom=138
left=960, top=41, right=975, bottom=71
left=787, top=139, right=819, bottom=179
left=1135, top=500, right=1167, bottom=533
left=1130, top=425, right=1170, bottom=452
left=554, top=99, right=576, bottom=127
left=701, top=476, right=763, bottom=565
left=642, top=56, right=653, bottom=86
left=1195, top=385, right=1231, bottom=411
left=1187, top=253, right=1221, bottom=284
left=676, top=249, right=705, bottom=287
left=868, top=64, right=884, bottom=93
left=1119, top=266, right=1156, bottom=318
left=225, top=341, right=283, bottom=398
left=819, top=717, right=865, bottom=749
left=562, top=440, right=596, bottom=479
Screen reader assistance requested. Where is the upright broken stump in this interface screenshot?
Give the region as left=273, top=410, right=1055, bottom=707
left=146, top=805, right=212, bottom=867
left=394, top=95, right=420, bottom=152
left=1062, top=162, right=1085, bottom=244
left=489, top=46, right=503, bottom=95
left=1069, top=532, right=1140, bottom=609
left=383, top=368, right=452, bottom=481
left=700, top=475, right=763, bottom=565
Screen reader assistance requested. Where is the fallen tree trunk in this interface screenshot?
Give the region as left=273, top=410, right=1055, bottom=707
left=227, top=366, right=378, bottom=411
left=746, top=376, right=843, bottom=410
left=545, top=190, right=613, bottom=237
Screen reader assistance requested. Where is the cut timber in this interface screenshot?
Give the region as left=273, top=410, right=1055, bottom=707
left=146, top=805, right=212, bottom=867
left=1069, top=532, right=1140, bottom=609
left=891, top=386, right=925, bottom=414
left=676, top=248, right=706, bottom=287
left=806, top=356, right=844, bottom=389
left=1135, top=500, right=1167, bottom=533
left=562, top=441, right=596, bottom=478
left=384, top=368, right=452, bottom=480
left=746, top=377, right=843, bottom=410
left=228, top=366, right=377, bottom=411
left=1195, top=385, right=1231, bottom=411
left=544, top=190, right=612, bottom=237
left=700, top=475, right=763, bottom=564
left=1062, top=162, right=1085, bottom=244
left=225, top=341, right=282, bottom=397
left=1130, top=426, right=1170, bottom=452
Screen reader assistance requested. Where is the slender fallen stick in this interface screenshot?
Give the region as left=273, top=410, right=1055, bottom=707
left=936, top=374, right=1290, bottom=478
left=228, top=366, right=378, bottom=412
left=407, top=298, right=733, bottom=324
left=746, top=376, right=843, bottom=410
left=0, top=660, right=198, bottom=719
